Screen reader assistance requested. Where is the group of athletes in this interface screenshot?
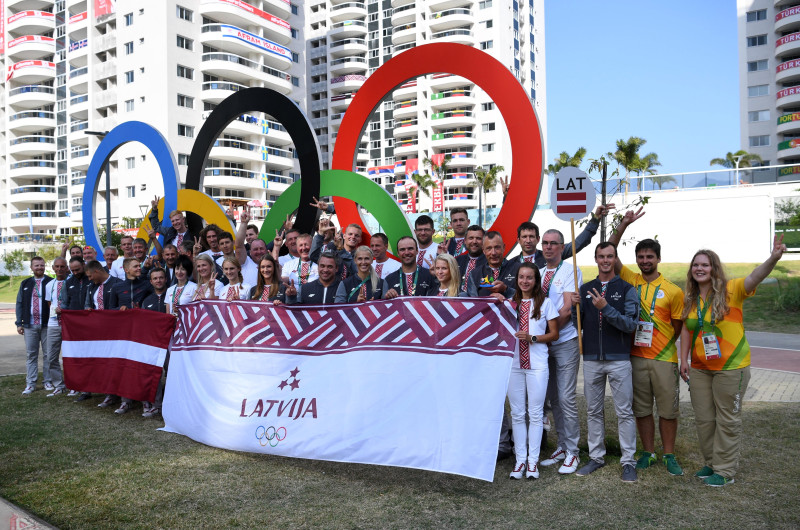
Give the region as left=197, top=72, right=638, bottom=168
left=16, top=198, right=787, bottom=486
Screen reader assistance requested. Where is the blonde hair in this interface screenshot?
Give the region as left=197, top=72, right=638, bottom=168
left=354, top=245, right=379, bottom=292
left=194, top=254, right=216, bottom=282
left=434, top=254, right=460, bottom=297
left=682, top=249, right=730, bottom=320
left=221, top=256, right=243, bottom=284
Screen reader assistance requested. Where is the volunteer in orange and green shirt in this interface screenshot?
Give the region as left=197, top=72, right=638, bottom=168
left=679, top=236, right=787, bottom=487
left=610, top=208, right=685, bottom=477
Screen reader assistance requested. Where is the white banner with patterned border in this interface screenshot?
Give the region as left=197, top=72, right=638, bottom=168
left=161, top=298, right=516, bottom=481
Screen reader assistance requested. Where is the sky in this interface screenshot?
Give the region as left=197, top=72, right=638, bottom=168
left=545, top=1, right=740, bottom=176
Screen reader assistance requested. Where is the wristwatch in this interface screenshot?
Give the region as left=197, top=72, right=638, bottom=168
left=531, top=335, right=537, bottom=343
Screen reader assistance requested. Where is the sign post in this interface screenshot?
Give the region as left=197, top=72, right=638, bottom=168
left=550, top=167, right=597, bottom=354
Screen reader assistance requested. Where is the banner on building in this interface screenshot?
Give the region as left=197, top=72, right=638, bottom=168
left=94, top=0, right=115, bottom=18
left=162, top=299, right=516, bottom=481
left=216, top=24, right=291, bottom=61
left=432, top=180, right=444, bottom=212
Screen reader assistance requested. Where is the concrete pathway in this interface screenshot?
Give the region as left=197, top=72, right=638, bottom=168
left=0, top=498, right=55, bottom=530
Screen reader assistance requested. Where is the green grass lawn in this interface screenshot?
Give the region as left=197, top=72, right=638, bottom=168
left=0, top=374, right=798, bottom=529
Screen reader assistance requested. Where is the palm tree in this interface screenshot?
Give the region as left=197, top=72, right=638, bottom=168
left=409, top=170, right=434, bottom=212
left=471, top=164, right=505, bottom=227
left=613, top=136, right=648, bottom=195
left=546, top=147, right=587, bottom=176
left=421, top=155, right=451, bottom=212
left=709, top=150, right=763, bottom=168
left=646, top=175, right=677, bottom=190
left=634, top=152, right=661, bottom=191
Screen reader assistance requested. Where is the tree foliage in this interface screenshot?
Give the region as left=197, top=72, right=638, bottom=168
left=471, top=165, right=505, bottom=227
left=709, top=150, right=763, bottom=169
left=3, top=249, right=28, bottom=285
left=546, top=147, right=587, bottom=176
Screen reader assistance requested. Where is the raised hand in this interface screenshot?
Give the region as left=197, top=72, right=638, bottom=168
left=594, top=203, right=616, bottom=218
left=151, top=195, right=160, bottom=210
left=619, top=206, right=645, bottom=227
left=310, top=196, right=328, bottom=211
left=772, top=234, right=787, bottom=260
left=282, top=214, right=293, bottom=231
left=193, top=236, right=202, bottom=256
left=500, top=175, right=510, bottom=196
left=285, top=280, right=297, bottom=297
left=588, top=288, right=607, bottom=309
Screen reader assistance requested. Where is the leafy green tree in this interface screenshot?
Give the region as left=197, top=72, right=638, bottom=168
left=709, top=150, right=763, bottom=169
left=646, top=174, right=677, bottom=190
left=613, top=136, right=648, bottom=194
left=472, top=164, right=505, bottom=227
left=546, top=147, right=587, bottom=176
left=3, top=249, right=28, bottom=285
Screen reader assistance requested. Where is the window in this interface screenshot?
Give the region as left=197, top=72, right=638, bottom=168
left=482, top=102, right=495, bottom=111
left=124, top=12, right=133, bottom=26
left=176, top=5, right=193, bottom=21
left=370, top=140, right=381, bottom=149
left=748, top=110, right=769, bottom=122
left=125, top=99, right=134, bottom=112
left=292, top=76, right=300, bottom=87
left=178, top=124, right=194, bottom=137
left=747, top=35, right=767, bottom=47
left=126, top=157, right=135, bottom=169
left=124, top=41, right=133, bottom=54
left=125, top=70, right=134, bottom=83
left=291, top=3, right=299, bottom=15
left=484, top=20, right=493, bottom=29
left=749, top=135, right=770, bottom=147
left=292, top=52, right=299, bottom=63
left=176, top=35, right=193, bottom=50
left=177, top=94, right=194, bottom=108
left=748, top=84, right=769, bottom=97
left=370, top=122, right=380, bottom=131
left=369, top=13, right=378, bottom=22
left=178, top=154, right=190, bottom=166
left=746, top=9, right=767, bottom=22
left=480, top=41, right=493, bottom=50
left=291, top=28, right=299, bottom=38
left=482, top=123, right=496, bottom=132
left=747, top=59, right=768, bottom=72
left=482, top=143, right=495, bottom=152
left=479, top=0, right=493, bottom=8
left=126, top=186, right=136, bottom=198
left=382, top=9, right=392, bottom=18
left=177, top=65, right=194, bottom=79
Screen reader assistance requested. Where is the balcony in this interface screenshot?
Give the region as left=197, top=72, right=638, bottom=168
left=443, top=193, right=478, bottom=209
left=7, top=60, right=55, bottom=84
left=439, top=151, right=476, bottom=166
left=430, top=27, right=473, bottom=46
left=776, top=31, right=800, bottom=59
left=393, top=42, right=416, bottom=56
left=200, top=24, right=293, bottom=69
left=9, top=0, right=54, bottom=8
left=429, top=73, right=472, bottom=91
left=442, top=172, right=474, bottom=187
left=7, top=10, right=55, bottom=35
left=199, top=0, right=292, bottom=36
left=430, top=108, right=476, bottom=128
left=777, top=85, right=800, bottom=108
left=9, top=135, right=56, bottom=156
left=330, top=19, right=368, bottom=39
left=392, top=22, right=417, bottom=45
left=392, top=80, right=418, bottom=99
left=8, top=110, right=55, bottom=133
left=390, top=0, right=414, bottom=7
left=68, top=120, right=89, bottom=142
left=8, top=85, right=55, bottom=109
left=208, top=138, right=264, bottom=164
left=67, top=66, right=88, bottom=92
left=330, top=73, right=367, bottom=93
left=777, top=138, right=800, bottom=160
left=202, top=52, right=293, bottom=93
left=329, top=55, right=367, bottom=75
left=67, top=38, right=89, bottom=67
left=8, top=210, right=57, bottom=228
left=777, top=58, right=800, bottom=84
left=329, top=92, right=355, bottom=111
left=778, top=112, right=800, bottom=134
left=776, top=5, right=800, bottom=34
left=392, top=98, right=418, bottom=118
left=201, top=80, right=248, bottom=103
left=427, top=0, right=467, bottom=10
left=9, top=159, right=57, bottom=179
left=394, top=137, right=419, bottom=155
left=95, top=31, right=116, bottom=52
left=10, top=185, right=56, bottom=203
left=66, top=11, right=88, bottom=39
left=330, top=2, right=367, bottom=23
left=204, top=168, right=293, bottom=189
left=70, top=147, right=90, bottom=169
left=392, top=118, right=418, bottom=137
left=429, top=8, right=472, bottom=32
left=431, top=130, right=476, bottom=149
left=430, top=88, right=476, bottom=109
left=329, top=37, right=368, bottom=57
left=6, top=35, right=55, bottom=60
left=391, top=3, right=415, bottom=26
left=69, top=93, right=89, bottom=118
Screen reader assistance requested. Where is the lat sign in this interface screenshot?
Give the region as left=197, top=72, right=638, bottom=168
left=550, top=167, right=596, bottom=221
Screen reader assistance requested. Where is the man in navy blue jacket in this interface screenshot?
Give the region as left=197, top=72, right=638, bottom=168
left=572, top=242, right=639, bottom=482
left=15, top=256, right=52, bottom=395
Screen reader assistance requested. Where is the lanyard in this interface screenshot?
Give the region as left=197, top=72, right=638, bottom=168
left=400, top=268, right=419, bottom=296
left=296, top=259, right=311, bottom=282
left=348, top=275, right=370, bottom=301
left=173, top=285, right=186, bottom=307
left=543, top=261, right=563, bottom=296
left=690, top=294, right=715, bottom=352
left=636, top=283, right=661, bottom=322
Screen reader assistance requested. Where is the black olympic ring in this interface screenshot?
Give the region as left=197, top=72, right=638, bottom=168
left=255, top=425, right=287, bottom=447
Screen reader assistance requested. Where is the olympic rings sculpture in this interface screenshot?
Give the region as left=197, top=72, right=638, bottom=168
left=81, top=43, right=544, bottom=258
left=255, top=425, right=287, bottom=447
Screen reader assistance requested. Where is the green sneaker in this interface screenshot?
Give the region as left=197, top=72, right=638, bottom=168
left=694, top=466, right=714, bottom=479
left=636, top=452, right=656, bottom=469
left=704, top=473, right=735, bottom=487
left=662, top=454, right=684, bottom=476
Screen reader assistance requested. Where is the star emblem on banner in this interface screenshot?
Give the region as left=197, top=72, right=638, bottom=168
left=278, top=367, right=301, bottom=391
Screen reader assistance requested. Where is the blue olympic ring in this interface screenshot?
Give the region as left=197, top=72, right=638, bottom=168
left=255, top=425, right=287, bottom=447
left=82, top=121, right=179, bottom=253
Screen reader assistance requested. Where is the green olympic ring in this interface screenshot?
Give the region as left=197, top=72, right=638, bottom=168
left=260, top=170, right=413, bottom=255
left=255, top=425, right=287, bottom=447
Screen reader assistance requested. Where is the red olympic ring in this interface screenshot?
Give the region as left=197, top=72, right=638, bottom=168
left=255, top=425, right=287, bottom=447
left=331, top=43, right=544, bottom=255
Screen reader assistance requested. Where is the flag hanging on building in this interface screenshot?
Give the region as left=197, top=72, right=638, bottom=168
left=432, top=180, right=444, bottom=212
left=61, top=309, right=176, bottom=402
left=162, top=299, right=516, bottom=481
left=405, top=158, right=419, bottom=177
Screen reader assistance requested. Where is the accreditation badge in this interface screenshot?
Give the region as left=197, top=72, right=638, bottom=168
left=701, top=331, right=721, bottom=361
left=634, top=321, right=654, bottom=348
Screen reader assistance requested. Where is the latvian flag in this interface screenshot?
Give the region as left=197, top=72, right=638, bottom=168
left=61, top=309, right=176, bottom=402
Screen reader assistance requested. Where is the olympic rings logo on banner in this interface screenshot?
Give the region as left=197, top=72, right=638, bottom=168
left=255, top=425, right=287, bottom=447
left=81, top=43, right=543, bottom=258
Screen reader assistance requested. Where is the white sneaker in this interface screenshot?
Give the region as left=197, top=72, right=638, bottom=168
left=558, top=451, right=580, bottom=474
left=21, top=385, right=35, bottom=395
left=540, top=447, right=566, bottom=467
left=509, top=462, right=525, bottom=480
left=526, top=462, right=539, bottom=479
left=43, top=382, right=55, bottom=391
left=542, top=414, right=551, bottom=432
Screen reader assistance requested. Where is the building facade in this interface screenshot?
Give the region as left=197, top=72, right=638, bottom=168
left=738, top=0, right=800, bottom=166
